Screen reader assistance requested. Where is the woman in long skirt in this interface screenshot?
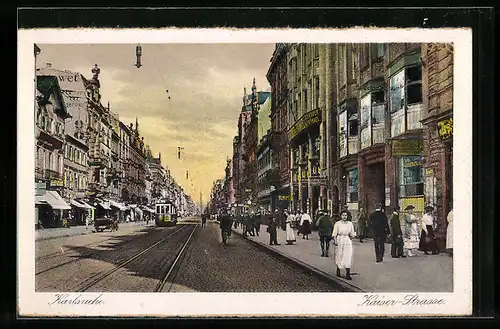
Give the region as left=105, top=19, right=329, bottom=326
left=419, top=206, right=439, bottom=255
left=446, top=208, right=453, bottom=256
left=332, top=211, right=356, bottom=280
left=403, top=205, right=420, bottom=257
left=284, top=211, right=296, bottom=245
left=299, top=211, right=312, bottom=239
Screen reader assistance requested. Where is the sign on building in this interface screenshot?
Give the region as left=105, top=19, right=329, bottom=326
left=437, top=116, right=453, bottom=140
left=392, top=140, right=424, bottom=156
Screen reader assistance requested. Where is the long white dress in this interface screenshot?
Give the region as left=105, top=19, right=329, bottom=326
left=285, top=214, right=296, bottom=243
left=404, top=213, right=420, bottom=249
left=332, top=220, right=356, bottom=269
left=446, top=210, right=453, bottom=249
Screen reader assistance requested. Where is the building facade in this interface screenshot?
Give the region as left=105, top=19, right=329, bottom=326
left=35, top=74, right=72, bottom=227
left=266, top=43, right=291, bottom=213
left=421, top=43, right=454, bottom=247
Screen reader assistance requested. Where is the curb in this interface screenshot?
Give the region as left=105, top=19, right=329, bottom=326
left=36, top=223, right=157, bottom=242
left=231, top=228, right=365, bottom=293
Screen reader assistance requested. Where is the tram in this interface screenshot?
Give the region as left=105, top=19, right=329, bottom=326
left=155, top=202, right=178, bottom=227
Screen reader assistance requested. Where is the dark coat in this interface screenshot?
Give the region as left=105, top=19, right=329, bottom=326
left=390, top=212, right=403, bottom=237
left=219, top=215, right=232, bottom=230
left=370, top=210, right=390, bottom=238
left=268, top=220, right=278, bottom=235
left=317, top=215, right=334, bottom=236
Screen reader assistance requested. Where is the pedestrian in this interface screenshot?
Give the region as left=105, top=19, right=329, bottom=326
left=299, top=210, right=312, bottom=240
left=332, top=210, right=356, bottom=280
left=419, top=206, right=439, bottom=255
left=403, top=205, right=420, bottom=257
left=316, top=210, right=334, bottom=257
left=357, top=207, right=367, bottom=243
left=201, top=214, right=207, bottom=228
left=446, top=208, right=453, bottom=256
left=284, top=211, right=296, bottom=245
left=295, top=210, right=302, bottom=237
left=254, top=212, right=261, bottom=236
left=369, top=203, right=390, bottom=263
left=267, top=216, right=280, bottom=245
left=390, top=206, right=405, bottom=258
left=341, top=205, right=353, bottom=221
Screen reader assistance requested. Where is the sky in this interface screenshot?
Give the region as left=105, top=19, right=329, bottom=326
left=36, top=43, right=275, bottom=205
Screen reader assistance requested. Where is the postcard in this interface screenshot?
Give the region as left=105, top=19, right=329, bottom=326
left=18, top=27, right=472, bottom=317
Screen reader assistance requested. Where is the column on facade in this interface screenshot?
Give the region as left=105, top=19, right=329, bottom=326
left=307, top=133, right=314, bottom=215
left=297, top=143, right=303, bottom=212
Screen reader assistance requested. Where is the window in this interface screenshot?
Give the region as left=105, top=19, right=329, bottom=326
left=69, top=146, right=73, bottom=161
left=373, top=44, right=384, bottom=59
left=359, top=44, right=370, bottom=69
left=314, top=77, right=320, bottom=109
left=371, top=91, right=385, bottom=124
left=348, top=118, right=358, bottom=137
left=389, top=69, right=405, bottom=113
left=360, top=94, right=371, bottom=127
left=406, top=65, right=422, bottom=105
left=397, top=156, right=424, bottom=197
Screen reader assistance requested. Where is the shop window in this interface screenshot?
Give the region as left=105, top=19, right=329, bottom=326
left=397, top=156, right=424, bottom=197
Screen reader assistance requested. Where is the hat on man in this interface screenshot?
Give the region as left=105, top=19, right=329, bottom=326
left=404, top=205, right=415, bottom=211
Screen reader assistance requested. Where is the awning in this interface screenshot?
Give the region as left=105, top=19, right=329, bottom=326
left=98, top=201, right=112, bottom=210
left=109, top=200, right=128, bottom=211
left=70, top=199, right=87, bottom=209
left=78, top=200, right=95, bottom=209
left=44, top=191, right=71, bottom=210
left=35, top=195, right=47, bottom=205
left=142, top=207, right=155, bottom=213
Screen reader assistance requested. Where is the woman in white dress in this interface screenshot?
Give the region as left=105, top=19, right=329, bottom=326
left=332, top=211, right=356, bottom=280
left=446, top=208, right=453, bottom=256
left=403, top=205, right=420, bottom=257
left=284, top=211, right=296, bottom=245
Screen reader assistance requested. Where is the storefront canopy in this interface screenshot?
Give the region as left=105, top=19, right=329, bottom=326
left=78, top=200, right=95, bottom=209
left=43, top=191, right=71, bottom=210
left=109, top=200, right=128, bottom=211
left=142, top=207, right=155, bottom=213
left=98, top=201, right=112, bottom=210
left=70, top=199, right=87, bottom=209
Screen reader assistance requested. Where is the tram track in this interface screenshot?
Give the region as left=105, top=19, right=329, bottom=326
left=154, top=224, right=198, bottom=292
left=35, top=226, right=182, bottom=276
left=73, top=225, right=197, bottom=292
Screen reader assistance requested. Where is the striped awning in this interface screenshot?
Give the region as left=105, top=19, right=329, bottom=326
left=70, top=199, right=87, bottom=209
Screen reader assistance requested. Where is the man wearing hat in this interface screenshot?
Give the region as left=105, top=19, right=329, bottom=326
left=390, top=206, right=405, bottom=258
left=316, top=209, right=334, bottom=257
left=369, top=203, right=391, bottom=263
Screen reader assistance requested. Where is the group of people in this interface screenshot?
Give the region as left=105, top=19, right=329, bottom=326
left=215, top=202, right=454, bottom=279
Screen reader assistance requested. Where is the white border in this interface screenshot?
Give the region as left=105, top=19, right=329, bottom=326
left=18, top=28, right=472, bottom=317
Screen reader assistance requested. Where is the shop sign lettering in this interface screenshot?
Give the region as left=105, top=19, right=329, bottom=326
left=290, top=109, right=321, bottom=140
left=392, top=140, right=423, bottom=156
left=437, top=117, right=453, bottom=140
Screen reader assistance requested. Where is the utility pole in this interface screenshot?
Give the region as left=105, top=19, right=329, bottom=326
left=199, top=191, right=203, bottom=214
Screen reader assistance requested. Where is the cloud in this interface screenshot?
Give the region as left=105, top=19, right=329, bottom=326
left=36, top=43, right=275, bottom=200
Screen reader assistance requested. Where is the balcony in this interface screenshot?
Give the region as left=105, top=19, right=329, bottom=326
left=88, top=156, right=109, bottom=169
left=45, top=168, right=62, bottom=180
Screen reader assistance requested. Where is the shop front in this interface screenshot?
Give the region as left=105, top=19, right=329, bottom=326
left=391, top=139, right=425, bottom=216
left=35, top=190, right=72, bottom=228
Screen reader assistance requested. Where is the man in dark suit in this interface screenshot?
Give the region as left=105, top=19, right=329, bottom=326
left=370, top=203, right=391, bottom=263
left=390, top=206, right=405, bottom=258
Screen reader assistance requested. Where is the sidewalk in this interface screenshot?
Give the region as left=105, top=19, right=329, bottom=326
left=35, top=221, right=155, bottom=241
left=232, top=224, right=453, bottom=292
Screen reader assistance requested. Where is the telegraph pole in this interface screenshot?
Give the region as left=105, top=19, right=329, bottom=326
left=199, top=191, right=203, bottom=214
